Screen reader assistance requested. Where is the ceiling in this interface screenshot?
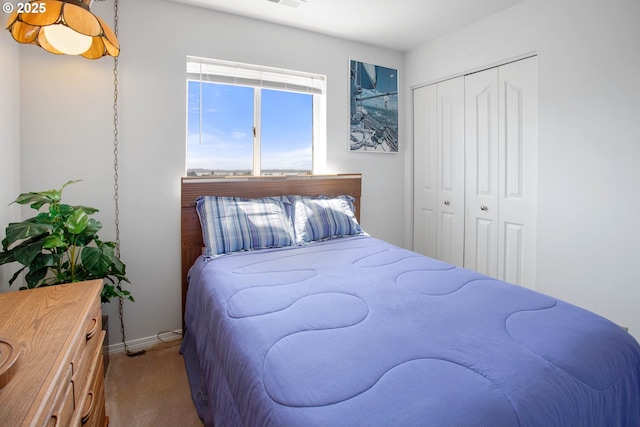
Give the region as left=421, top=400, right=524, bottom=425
left=169, top=0, right=525, bottom=52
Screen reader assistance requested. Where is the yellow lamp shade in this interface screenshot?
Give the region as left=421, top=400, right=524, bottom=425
left=5, top=0, right=120, bottom=59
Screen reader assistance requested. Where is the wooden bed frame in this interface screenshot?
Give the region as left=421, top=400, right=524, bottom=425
left=180, top=174, right=362, bottom=329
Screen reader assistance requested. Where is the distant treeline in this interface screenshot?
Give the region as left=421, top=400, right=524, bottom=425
left=187, top=169, right=311, bottom=177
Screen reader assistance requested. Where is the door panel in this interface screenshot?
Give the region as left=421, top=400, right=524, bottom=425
left=439, top=211, right=457, bottom=264
left=436, top=77, right=465, bottom=267
left=440, top=96, right=456, bottom=192
left=415, top=208, right=436, bottom=259
left=498, top=57, right=537, bottom=289
left=503, top=222, right=524, bottom=284
left=464, top=68, right=499, bottom=274
left=503, top=82, right=524, bottom=199
left=476, top=86, right=495, bottom=196
left=413, top=85, right=437, bottom=257
left=473, top=218, right=497, bottom=277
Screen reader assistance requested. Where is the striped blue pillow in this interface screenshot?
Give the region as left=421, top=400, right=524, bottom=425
left=195, top=196, right=295, bottom=258
left=292, top=195, right=364, bottom=244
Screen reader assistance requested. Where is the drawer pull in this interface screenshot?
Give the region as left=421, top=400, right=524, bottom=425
left=48, top=415, right=60, bottom=427
left=85, top=318, right=98, bottom=340
left=81, top=391, right=95, bottom=424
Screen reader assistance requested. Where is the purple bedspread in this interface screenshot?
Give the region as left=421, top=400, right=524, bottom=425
left=181, top=236, right=640, bottom=426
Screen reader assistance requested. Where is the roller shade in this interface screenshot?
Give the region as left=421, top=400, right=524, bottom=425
left=187, top=56, right=325, bottom=95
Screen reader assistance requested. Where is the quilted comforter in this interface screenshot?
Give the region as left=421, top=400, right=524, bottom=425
left=181, top=236, right=640, bottom=426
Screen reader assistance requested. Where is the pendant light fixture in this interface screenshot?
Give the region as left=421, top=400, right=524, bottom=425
left=5, top=0, right=119, bottom=59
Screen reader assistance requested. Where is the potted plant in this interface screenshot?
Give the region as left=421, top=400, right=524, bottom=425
left=0, top=180, right=133, bottom=303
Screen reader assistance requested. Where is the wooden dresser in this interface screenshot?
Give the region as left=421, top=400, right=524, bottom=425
left=0, top=280, right=108, bottom=427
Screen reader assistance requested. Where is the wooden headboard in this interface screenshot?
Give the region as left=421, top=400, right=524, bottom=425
left=180, top=174, right=362, bottom=328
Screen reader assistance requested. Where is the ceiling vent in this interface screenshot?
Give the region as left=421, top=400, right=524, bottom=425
left=266, top=0, right=307, bottom=8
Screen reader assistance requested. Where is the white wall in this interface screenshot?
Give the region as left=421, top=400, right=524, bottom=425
left=16, top=0, right=403, bottom=346
left=404, top=0, right=640, bottom=339
left=0, top=31, right=21, bottom=294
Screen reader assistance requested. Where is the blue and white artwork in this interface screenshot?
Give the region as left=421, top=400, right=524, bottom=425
left=349, top=60, right=398, bottom=153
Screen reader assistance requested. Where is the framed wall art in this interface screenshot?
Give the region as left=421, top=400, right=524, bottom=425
left=349, top=60, right=398, bottom=153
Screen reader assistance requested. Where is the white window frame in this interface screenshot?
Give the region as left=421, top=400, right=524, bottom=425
left=186, top=56, right=327, bottom=175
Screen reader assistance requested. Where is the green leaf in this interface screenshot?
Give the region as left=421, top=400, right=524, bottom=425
left=58, top=204, right=75, bottom=218
left=100, top=283, right=134, bottom=303
left=3, top=222, right=52, bottom=248
left=38, top=189, right=62, bottom=203
left=31, top=252, right=56, bottom=272
left=25, top=266, right=48, bottom=288
left=43, top=234, right=66, bottom=249
left=60, top=180, right=81, bottom=193
left=0, top=248, right=16, bottom=265
left=75, top=205, right=100, bottom=215
left=111, top=256, right=127, bottom=277
left=81, top=244, right=113, bottom=278
left=34, top=212, right=54, bottom=223
left=78, top=218, right=102, bottom=242
left=13, top=191, right=57, bottom=210
left=8, top=266, right=25, bottom=286
left=13, top=240, right=44, bottom=266
left=65, top=209, right=89, bottom=235
left=11, top=181, right=80, bottom=211
left=54, top=270, right=73, bottom=285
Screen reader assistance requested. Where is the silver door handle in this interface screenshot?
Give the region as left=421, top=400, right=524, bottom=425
left=480, top=205, right=488, bottom=211
left=444, top=200, right=450, bottom=206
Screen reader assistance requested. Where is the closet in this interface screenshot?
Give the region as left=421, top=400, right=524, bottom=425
left=413, top=56, right=537, bottom=289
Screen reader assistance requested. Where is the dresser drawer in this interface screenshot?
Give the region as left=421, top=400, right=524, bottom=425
left=42, top=365, right=74, bottom=427
left=82, top=355, right=106, bottom=427
left=71, top=330, right=106, bottom=427
left=71, top=299, right=102, bottom=408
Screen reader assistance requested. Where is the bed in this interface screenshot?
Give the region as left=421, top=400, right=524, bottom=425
left=180, top=174, right=640, bottom=427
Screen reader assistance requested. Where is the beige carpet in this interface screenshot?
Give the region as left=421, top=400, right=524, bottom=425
left=105, top=340, right=204, bottom=427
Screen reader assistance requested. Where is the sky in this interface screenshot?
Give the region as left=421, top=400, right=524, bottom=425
left=187, top=81, right=313, bottom=173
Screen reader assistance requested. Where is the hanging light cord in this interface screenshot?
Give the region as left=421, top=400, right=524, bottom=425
left=109, top=0, right=145, bottom=358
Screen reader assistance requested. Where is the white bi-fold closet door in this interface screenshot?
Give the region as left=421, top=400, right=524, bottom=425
left=413, top=56, right=537, bottom=289
left=465, top=57, right=538, bottom=289
left=413, top=77, right=465, bottom=266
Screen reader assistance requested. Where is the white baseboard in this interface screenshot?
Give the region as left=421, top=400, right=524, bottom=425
left=104, top=330, right=182, bottom=355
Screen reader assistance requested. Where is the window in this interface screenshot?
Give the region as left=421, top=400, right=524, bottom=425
left=186, top=57, right=326, bottom=176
